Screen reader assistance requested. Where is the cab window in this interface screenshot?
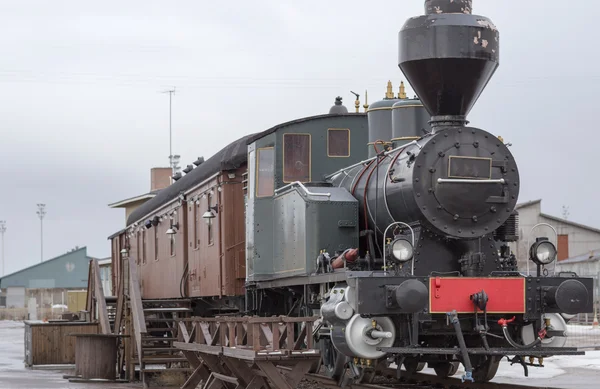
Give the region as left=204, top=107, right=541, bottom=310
left=256, top=147, right=275, bottom=197
left=283, top=134, right=311, bottom=183
left=328, top=128, right=350, bottom=157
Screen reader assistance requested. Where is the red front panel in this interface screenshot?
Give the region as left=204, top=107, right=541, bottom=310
left=429, top=277, right=525, bottom=314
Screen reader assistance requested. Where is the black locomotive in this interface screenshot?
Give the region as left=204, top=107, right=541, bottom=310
left=243, top=0, right=592, bottom=383
left=115, top=0, right=594, bottom=384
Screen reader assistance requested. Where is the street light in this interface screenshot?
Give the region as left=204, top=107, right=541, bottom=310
left=36, top=204, right=46, bottom=262
left=0, top=221, right=6, bottom=277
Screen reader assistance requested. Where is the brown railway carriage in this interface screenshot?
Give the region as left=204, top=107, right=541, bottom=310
left=110, top=134, right=251, bottom=301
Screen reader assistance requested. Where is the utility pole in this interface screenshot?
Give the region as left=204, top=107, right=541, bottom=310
left=36, top=204, right=46, bottom=262
left=0, top=221, right=6, bottom=277
left=161, top=87, right=176, bottom=176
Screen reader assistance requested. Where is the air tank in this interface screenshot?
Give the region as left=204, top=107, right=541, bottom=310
left=367, top=81, right=399, bottom=157
left=391, top=98, right=430, bottom=148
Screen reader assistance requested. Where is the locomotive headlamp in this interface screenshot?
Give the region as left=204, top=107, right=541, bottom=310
left=390, top=238, right=413, bottom=263
left=529, top=237, right=557, bottom=266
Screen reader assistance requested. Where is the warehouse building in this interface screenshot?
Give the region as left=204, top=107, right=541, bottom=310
left=0, top=247, right=95, bottom=310
left=510, top=199, right=600, bottom=271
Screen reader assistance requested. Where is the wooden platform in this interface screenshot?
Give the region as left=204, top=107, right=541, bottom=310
left=174, top=316, right=321, bottom=389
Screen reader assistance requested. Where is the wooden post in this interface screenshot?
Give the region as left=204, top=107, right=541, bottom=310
left=92, top=259, right=111, bottom=334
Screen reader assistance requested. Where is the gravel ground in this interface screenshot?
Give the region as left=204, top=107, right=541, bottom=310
left=2, top=320, right=600, bottom=388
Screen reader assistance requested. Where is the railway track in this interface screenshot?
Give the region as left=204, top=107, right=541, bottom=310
left=291, top=367, right=565, bottom=389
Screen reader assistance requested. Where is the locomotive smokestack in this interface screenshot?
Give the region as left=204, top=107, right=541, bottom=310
left=398, top=0, right=499, bottom=126
left=425, top=0, right=472, bottom=14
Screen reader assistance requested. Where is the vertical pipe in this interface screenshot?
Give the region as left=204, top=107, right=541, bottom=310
left=1, top=223, right=4, bottom=277
left=169, top=90, right=172, bottom=175
left=40, top=218, right=43, bottom=263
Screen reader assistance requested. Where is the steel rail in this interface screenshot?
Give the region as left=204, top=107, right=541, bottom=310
left=279, top=366, right=567, bottom=389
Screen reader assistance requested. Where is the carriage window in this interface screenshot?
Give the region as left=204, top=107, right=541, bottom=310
left=328, top=128, right=350, bottom=157
left=283, top=134, right=311, bottom=183
left=256, top=147, right=275, bottom=197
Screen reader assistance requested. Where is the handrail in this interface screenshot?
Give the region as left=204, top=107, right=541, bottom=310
left=91, top=259, right=111, bottom=335
left=128, top=257, right=147, bottom=367
left=437, top=178, right=505, bottom=184
left=274, top=181, right=331, bottom=198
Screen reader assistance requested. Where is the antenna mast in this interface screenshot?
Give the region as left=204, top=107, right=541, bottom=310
left=161, top=87, right=177, bottom=177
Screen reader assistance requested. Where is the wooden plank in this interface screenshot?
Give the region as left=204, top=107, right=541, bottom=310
left=246, top=376, right=270, bottom=389
left=127, top=256, right=146, bottom=368
left=128, top=257, right=146, bottom=333
left=178, top=321, right=191, bottom=343
left=199, top=322, right=213, bottom=344
left=114, top=259, right=125, bottom=333
left=255, top=361, right=293, bottom=389
left=211, top=372, right=239, bottom=384
left=181, top=364, right=208, bottom=389
left=92, top=260, right=111, bottom=335
left=85, top=260, right=93, bottom=314
left=284, top=360, right=314, bottom=386
left=222, top=347, right=258, bottom=361
left=221, top=356, right=255, bottom=386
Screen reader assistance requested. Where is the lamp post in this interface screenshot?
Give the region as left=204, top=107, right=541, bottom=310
left=0, top=221, right=6, bottom=277
left=161, top=87, right=176, bottom=176
left=36, top=204, right=46, bottom=262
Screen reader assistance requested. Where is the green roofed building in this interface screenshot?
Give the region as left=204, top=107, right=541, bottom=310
left=0, top=247, right=96, bottom=310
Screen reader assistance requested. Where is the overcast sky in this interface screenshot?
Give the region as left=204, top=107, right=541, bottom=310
left=0, top=0, right=598, bottom=275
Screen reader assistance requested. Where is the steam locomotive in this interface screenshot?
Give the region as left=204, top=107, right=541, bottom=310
left=112, top=0, right=593, bottom=384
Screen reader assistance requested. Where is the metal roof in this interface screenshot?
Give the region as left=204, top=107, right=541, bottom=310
left=516, top=199, right=541, bottom=209
left=108, top=191, right=159, bottom=208
left=0, top=247, right=92, bottom=289
left=540, top=213, right=600, bottom=235
left=515, top=199, right=600, bottom=234
left=125, top=132, right=256, bottom=226
left=124, top=113, right=366, bottom=229
left=557, top=249, right=600, bottom=264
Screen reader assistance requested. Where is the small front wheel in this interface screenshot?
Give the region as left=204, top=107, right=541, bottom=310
left=432, top=361, right=459, bottom=377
